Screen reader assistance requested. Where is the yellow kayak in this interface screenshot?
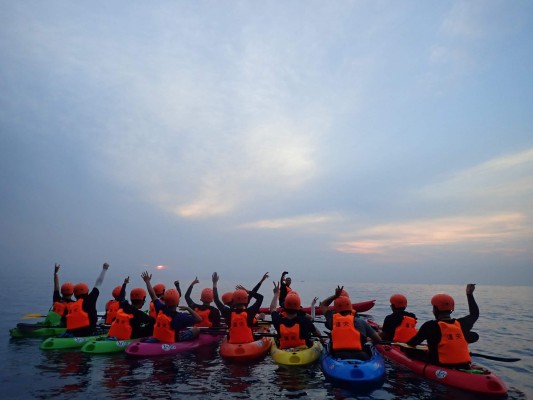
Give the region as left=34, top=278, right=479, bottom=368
left=270, top=339, right=323, bottom=366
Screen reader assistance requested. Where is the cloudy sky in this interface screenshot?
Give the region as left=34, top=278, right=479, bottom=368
left=1, top=1, right=532, bottom=287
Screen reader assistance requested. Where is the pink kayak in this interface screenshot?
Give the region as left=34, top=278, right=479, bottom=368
left=260, top=299, right=375, bottom=315
left=376, top=344, right=507, bottom=395
left=125, top=333, right=223, bottom=357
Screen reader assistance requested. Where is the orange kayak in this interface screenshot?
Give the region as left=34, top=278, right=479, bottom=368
left=219, top=337, right=272, bottom=363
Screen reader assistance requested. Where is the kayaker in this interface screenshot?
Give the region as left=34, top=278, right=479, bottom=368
left=321, top=285, right=382, bottom=360
left=235, top=271, right=269, bottom=325
left=212, top=272, right=264, bottom=344
left=270, top=282, right=324, bottom=349
left=380, top=294, right=418, bottom=342
left=64, top=262, right=110, bottom=337
left=149, top=282, right=166, bottom=319
left=142, top=271, right=202, bottom=343
left=49, top=263, right=74, bottom=326
left=279, top=270, right=293, bottom=307
left=107, top=276, right=155, bottom=340
left=406, top=284, right=478, bottom=369
left=184, top=277, right=222, bottom=328
left=104, top=285, right=122, bottom=325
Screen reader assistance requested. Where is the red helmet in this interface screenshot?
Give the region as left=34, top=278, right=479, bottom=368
left=284, top=292, right=301, bottom=310
left=340, top=290, right=350, bottom=298
left=74, top=283, right=89, bottom=297
left=164, top=289, right=180, bottom=306
left=130, top=288, right=147, bottom=301
left=153, top=283, right=166, bottom=297
left=334, top=296, right=352, bottom=313
left=60, top=282, right=74, bottom=296
left=221, top=292, right=234, bottom=305
left=390, top=294, right=408, bottom=308
left=232, top=289, right=248, bottom=305
left=200, top=288, right=214, bottom=303
left=112, top=286, right=122, bottom=300
left=431, top=293, right=454, bottom=312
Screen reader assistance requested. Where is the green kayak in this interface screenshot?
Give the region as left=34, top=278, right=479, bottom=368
left=81, top=338, right=137, bottom=354
left=40, top=334, right=107, bottom=350
left=10, top=327, right=67, bottom=338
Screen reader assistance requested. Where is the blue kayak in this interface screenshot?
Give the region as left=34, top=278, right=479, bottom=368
left=320, top=343, right=385, bottom=390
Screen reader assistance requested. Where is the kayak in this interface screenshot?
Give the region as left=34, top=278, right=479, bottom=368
left=219, top=337, right=272, bottom=363
left=81, top=337, right=138, bottom=354
left=270, top=339, right=323, bottom=366
left=40, top=334, right=108, bottom=350
left=376, top=344, right=507, bottom=395
left=260, top=300, right=375, bottom=315
left=321, top=343, right=385, bottom=390
left=125, top=333, right=223, bottom=357
left=10, top=326, right=66, bottom=338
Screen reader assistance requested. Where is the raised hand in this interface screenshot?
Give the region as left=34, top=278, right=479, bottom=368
left=334, top=285, right=344, bottom=298
left=141, top=271, right=152, bottom=282
left=54, top=263, right=60, bottom=274
left=466, top=283, right=476, bottom=295
left=273, top=281, right=280, bottom=294
left=103, top=263, right=110, bottom=270
left=191, top=277, right=199, bottom=285
left=124, top=276, right=130, bottom=285
left=212, top=272, right=219, bottom=284
left=261, top=272, right=269, bottom=282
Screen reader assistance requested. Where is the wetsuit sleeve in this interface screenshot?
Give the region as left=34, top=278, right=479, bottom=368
left=381, top=314, right=395, bottom=340
left=212, top=287, right=231, bottom=320
left=184, top=284, right=195, bottom=308
left=53, top=290, right=61, bottom=303
left=247, top=291, right=263, bottom=314
left=406, top=320, right=431, bottom=346
left=271, top=311, right=281, bottom=332
left=458, top=293, right=479, bottom=332
left=154, top=298, right=165, bottom=314
left=209, top=306, right=221, bottom=326
left=119, top=283, right=127, bottom=302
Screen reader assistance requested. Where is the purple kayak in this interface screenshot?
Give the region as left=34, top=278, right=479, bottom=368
left=125, top=333, right=223, bottom=357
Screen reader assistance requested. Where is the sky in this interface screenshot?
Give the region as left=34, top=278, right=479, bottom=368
left=1, top=1, right=532, bottom=288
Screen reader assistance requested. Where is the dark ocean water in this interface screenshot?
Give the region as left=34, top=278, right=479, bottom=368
left=1, top=279, right=531, bottom=399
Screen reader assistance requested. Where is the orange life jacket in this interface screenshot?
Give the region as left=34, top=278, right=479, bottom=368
left=331, top=313, right=362, bottom=351
left=437, top=320, right=471, bottom=364
left=107, top=309, right=134, bottom=340
left=194, top=308, right=212, bottom=328
left=279, top=323, right=306, bottom=349
left=286, top=286, right=292, bottom=294
left=153, top=312, right=175, bottom=343
left=149, top=301, right=159, bottom=319
left=229, top=311, right=254, bottom=344
left=65, top=299, right=90, bottom=330
left=105, top=300, right=120, bottom=324
left=393, top=315, right=418, bottom=342
left=52, top=301, right=67, bottom=317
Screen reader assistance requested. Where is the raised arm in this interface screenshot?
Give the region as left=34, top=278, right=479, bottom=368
left=250, top=272, right=269, bottom=294
left=174, top=280, right=182, bottom=297
left=269, top=281, right=280, bottom=313
left=94, top=262, right=110, bottom=288
left=142, top=271, right=157, bottom=302
left=119, top=276, right=129, bottom=302
left=466, top=283, right=479, bottom=322
left=54, top=263, right=60, bottom=292
left=185, top=277, right=199, bottom=307
left=320, top=285, right=344, bottom=314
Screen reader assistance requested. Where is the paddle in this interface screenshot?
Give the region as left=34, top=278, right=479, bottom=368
left=22, top=313, right=48, bottom=319
left=382, top=342, right=521, bottom=363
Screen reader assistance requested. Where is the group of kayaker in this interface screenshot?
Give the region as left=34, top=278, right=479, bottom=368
left=50, top=263, right=480, bottom=370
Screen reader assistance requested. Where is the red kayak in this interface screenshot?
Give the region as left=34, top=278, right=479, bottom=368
left=259, top=299, right=375, bottom=315
left=376, top=344, right=507, bottom=395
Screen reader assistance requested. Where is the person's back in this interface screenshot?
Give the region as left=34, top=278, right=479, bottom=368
left=380, top=294, right=418, bottom=342
left=407, top=284, right=478, bottom=368
left=64, top=263, right=110, bottom=337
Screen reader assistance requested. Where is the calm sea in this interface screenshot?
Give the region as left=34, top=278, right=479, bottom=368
left=1, top=278, right=531, bottom=399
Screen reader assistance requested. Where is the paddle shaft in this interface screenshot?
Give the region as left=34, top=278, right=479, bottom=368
left=383, top=342, right=520, bottom=363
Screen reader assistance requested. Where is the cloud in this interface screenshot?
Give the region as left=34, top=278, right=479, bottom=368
left=334, top=213, right=528, bottom=255
left=239, top=213, right=341, bottom=230
left=334, top=148, right=533, bottom=258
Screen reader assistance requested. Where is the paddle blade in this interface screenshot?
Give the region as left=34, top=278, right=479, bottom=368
left=470, top=352, right=521, bottom=363
left=22, top=313, right=47, bottom=319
